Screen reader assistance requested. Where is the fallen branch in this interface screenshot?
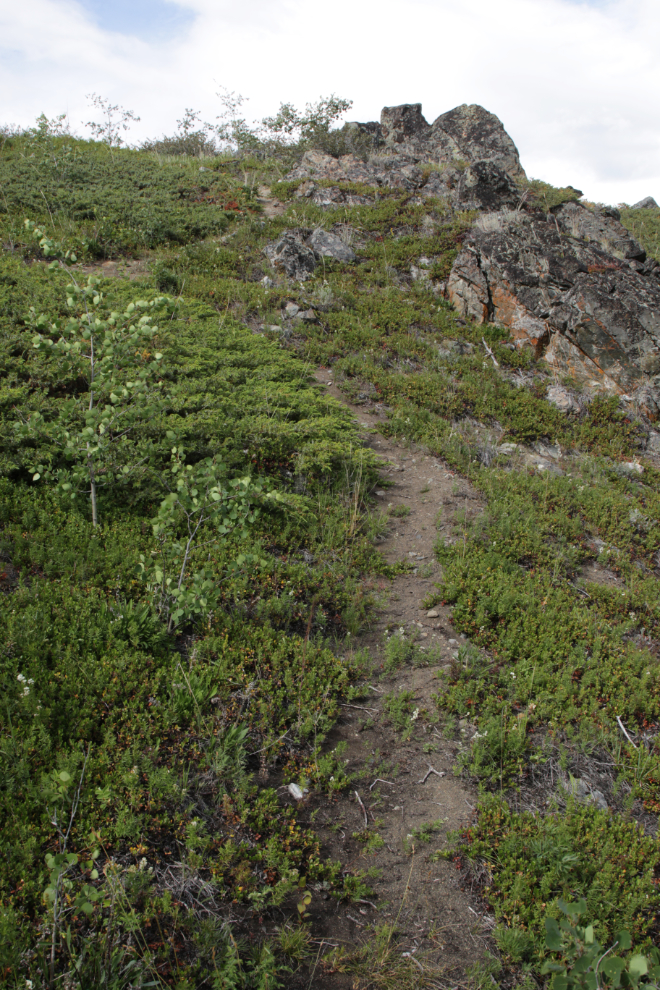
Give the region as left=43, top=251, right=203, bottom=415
left=616, top=715, right=638, bottom=750
left=417, top=765, right=446, bottom=784
left=340, top=703, right=380, bottom=713
left=357, top=898, right=378, bottom=910
left=370, top=778, right=395, bottom=790
left=354, top=790, right=368, bottom=827
left=482, top=337, right=499, bottom=368
left=402, top=953, right=425, bottom=973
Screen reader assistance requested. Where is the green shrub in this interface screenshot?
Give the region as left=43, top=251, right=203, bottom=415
left=449, top=796, right=660, bottom=960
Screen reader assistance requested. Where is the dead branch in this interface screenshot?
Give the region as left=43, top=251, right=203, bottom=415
left=417, top=765, right=446, bottom=784
left=616, top=715, right=638, bottom=749
left=354, top=790, right=368, bottom=827
left=482, top=337, right=499, bottom=368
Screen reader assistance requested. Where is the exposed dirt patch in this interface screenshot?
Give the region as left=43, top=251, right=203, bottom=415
left=80, top=258, right=152, bottom=279
left=257, top=184, right=287, bottom=219
left=283, top=370, right=493, bottom=985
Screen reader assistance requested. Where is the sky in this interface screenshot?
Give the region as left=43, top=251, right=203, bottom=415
left=2, top=0, right=659, bottom=205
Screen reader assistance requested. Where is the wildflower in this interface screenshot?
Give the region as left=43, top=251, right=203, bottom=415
left=410, top=708, right=419, bottom=722
left=17, top=674, right=34, bottom=697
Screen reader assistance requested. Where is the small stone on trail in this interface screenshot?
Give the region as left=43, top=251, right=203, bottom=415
left=375, top=490, right=386, bottom=497
left=426, top=609, right=439, bottom=618
left=287, top=783, right=304, bottom=801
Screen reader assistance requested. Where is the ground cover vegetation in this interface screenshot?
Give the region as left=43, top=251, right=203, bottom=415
left=1, top=102, right=660, bottom=989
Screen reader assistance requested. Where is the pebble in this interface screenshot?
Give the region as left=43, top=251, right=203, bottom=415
left=426, top=609, right=439, bottom=618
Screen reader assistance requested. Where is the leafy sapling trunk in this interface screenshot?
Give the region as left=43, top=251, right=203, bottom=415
left=141, top=443, right=280, bottom=631
left=18, top=221, right=171, bottom=527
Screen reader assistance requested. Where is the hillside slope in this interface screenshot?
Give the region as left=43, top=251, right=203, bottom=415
left=1, top=107, right=660, bottom=989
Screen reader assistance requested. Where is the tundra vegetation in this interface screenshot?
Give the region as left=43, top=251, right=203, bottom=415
left=1, top=99, right=660, bottom=989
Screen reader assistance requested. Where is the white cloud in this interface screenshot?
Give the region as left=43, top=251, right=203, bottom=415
left=2, top=0, right=659, bottom=204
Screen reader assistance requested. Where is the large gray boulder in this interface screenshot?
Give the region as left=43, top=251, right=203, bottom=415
left=263, top=232, right=317, bottom=280
left=262, top=227, right=356, bottom=279
left=309, top=228, right=356, bottom=262
left=631, top=196, right=659, bottom=210
left=428, top=104, right=526, bottom=179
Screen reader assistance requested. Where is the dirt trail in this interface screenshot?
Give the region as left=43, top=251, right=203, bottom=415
left=287, top=371, right=493, bottom=985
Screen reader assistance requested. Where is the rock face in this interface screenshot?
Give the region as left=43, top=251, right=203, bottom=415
left=446, top=203, right=660, bottom=416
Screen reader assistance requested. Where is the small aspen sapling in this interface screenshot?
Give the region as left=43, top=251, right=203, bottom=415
left=17, top=220, right=172, bottom=526
left=140, top=442, right=283, bottom=631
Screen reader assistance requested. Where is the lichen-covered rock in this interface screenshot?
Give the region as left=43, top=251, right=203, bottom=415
left=263, top=232, right=316, bottom=280
left=263, top=227, right=356, bottom=280
left=309, top=228, right=356, bottom=262
left=428, top=103, right=526, bottom=179
left=446, top=203, right=660, bottom=416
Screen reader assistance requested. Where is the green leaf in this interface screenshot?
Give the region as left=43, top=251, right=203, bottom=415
left=545, top=918, right=562, bottom=951
left=617, top=931, right=632, bottom=951
left=629, top=956, right=648, bottom=978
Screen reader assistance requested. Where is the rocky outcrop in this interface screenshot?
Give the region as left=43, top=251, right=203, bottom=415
left=284, top=102, right=525, bottom=213
left=347, top=102, right=526, bottom=179
left=281, top=99, right=660, bottom=415
left=446, top=203, right=660, bottom=416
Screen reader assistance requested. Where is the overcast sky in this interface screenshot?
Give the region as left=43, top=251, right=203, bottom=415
left=2, top=0, right=659, bottom=205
